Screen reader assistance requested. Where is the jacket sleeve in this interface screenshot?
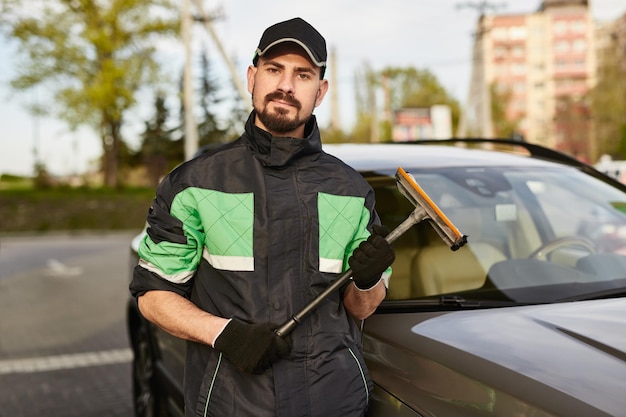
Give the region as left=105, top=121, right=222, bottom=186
left=344, top=185, right=393, bottom=286
left=129, top=175, right=204, bottom=298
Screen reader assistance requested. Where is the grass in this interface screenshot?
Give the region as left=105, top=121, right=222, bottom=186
left=0, top=186, right=156, bottom=233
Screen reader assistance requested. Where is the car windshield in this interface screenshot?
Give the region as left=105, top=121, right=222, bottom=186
left=372, top=165, right=626, bottom=305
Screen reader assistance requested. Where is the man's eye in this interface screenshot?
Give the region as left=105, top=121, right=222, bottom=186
left=298, top=73, right=312, bottom=80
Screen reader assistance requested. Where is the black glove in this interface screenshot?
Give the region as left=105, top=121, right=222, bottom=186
left=213, top=319, right=291, bottom=374
left=349, top=225, right=395, bottom=290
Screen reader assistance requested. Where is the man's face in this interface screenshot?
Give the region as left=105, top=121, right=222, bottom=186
left=247, top=43, right=328, bottom=138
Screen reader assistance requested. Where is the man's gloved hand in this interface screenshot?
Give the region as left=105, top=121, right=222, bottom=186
left=349, top=225, right=395, bottom=290
left=213, top=319, right=291, bottom=374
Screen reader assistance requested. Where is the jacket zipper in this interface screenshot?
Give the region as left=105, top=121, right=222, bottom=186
left=203, top=353, right=223, bottom=417
left=348, top=347, right=370, bottom=405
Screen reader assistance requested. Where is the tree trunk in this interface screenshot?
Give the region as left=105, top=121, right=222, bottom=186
left=101, top=118, right=122, bottom=188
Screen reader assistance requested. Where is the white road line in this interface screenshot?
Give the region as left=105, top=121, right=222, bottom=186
left=0, top=348, right=133, bottom=375
left=45, top=258, right=83, bottom=277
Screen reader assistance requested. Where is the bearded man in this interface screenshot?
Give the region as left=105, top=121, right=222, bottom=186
left=130, top=17, right=395, bottom=417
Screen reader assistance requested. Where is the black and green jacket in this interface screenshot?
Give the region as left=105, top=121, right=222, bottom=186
left=131, top=113, right=388, bottom=417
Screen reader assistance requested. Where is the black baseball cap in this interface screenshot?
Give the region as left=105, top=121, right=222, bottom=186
left=253, top=17, right=327, bottom=71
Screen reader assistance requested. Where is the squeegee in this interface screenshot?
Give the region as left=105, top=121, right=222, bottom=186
left=275, top=166, right=467, bottom=337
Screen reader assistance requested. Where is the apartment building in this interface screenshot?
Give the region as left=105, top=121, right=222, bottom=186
left=460, top=0, right=597, bottom=160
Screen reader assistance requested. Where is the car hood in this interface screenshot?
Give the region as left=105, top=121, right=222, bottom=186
left=365, top=298, right=626, bottom=416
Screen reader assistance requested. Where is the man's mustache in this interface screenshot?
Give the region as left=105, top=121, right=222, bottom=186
left=264, top=91, right=301, bottom=110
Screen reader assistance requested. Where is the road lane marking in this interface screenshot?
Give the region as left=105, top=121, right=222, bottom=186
left=0, top=348, right=133, bottom=375
left=46, top=258, right=83, bottom=277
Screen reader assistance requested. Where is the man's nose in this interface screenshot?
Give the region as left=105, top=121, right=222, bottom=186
left=276, top=72, right=295, bottom=94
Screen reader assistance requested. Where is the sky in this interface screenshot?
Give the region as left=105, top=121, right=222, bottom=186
left=0, top=0, right=624, bottom=177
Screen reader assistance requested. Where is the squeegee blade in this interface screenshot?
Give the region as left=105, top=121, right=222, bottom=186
left=395, top=167, right=467, bottom=250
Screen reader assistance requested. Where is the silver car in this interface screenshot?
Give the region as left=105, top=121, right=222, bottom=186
left=127, top=139, right=626, bottom=417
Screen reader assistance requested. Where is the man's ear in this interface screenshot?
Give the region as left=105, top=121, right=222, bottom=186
left=315, top=79, right=329, bottom=108
left=247, top=65, right=256, bottom=94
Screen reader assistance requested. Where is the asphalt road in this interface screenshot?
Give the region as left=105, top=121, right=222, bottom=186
left=0, top=232, right=138, bottom=417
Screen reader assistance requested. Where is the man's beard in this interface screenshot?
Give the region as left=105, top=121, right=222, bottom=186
left=254, top=91, right=310, bottom=135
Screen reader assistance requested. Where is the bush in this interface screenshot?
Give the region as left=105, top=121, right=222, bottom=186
left=0, top=187, right=155, bottom=232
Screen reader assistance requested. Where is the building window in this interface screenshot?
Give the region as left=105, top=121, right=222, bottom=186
left=495, top=64, right=508, bottom=77
left=494, top=45, right=508, bottom=58
left=554, top=40, right=570, bottom=53
left=492, top=27, right=508, bottom=40
left=511, top=63, right=526, bottom=75
left=570, top=20, right=586, bottom=33
left=572, top=39, right=586, bottom=52
left=509, top=26, right=527, bottom=40
left=553, top=21, right=568, bottom=35
left=512, top=45, right=525, bottom=57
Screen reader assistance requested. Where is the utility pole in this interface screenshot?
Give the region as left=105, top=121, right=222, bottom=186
left=329, top=47, right=340, bottom=131
left=456, top=1, right=505, bottom=138
left=182, top=1, right=252, bottom=160
left=456, top=1, right=505, bottom=17
left=32, top=88, right=41, bottom=171
left=191, top=0, right=250, bottom=107
left=182, top=0, right=199, bottom=160
left=368, top=70, right=379, bottom=143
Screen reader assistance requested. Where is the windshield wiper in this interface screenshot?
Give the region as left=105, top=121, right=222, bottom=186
left=439, top=295, right=481, bottom=307
left=381, top=295, right=519, bottom=310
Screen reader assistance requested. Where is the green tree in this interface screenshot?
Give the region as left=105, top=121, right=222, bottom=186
left=174, top=45, right=243, bottom=158
left=139, top=93, right=182, bottom=187
left=0, top=0, right=179, bottom=187
left=352, top=63, right=380, bottom=143
left=553, top=95, right=590, bottom=158
left=590, top=29, right=626, bottom=161
left=352, top=64, right=461, bottom=142
left=381, top=67, right=461, bottom=135
left=197, top=47, right=228, bottom=147
left=33, top=161, right=53, bottom=189
left=489, top=83, right=523, bottom=138
left=222, top=79, right=250, bottom=141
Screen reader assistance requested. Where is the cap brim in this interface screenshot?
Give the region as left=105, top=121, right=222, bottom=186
left=255, top=38, right=326, bottom=67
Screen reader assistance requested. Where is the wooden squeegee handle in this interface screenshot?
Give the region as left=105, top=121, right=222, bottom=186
left=274, top=208, right=426, bottom=338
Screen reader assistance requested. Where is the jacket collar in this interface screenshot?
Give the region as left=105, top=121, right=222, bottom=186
left=244, top=111, right=322, bottom=167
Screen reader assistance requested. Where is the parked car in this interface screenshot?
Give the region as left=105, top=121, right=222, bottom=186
left=127, top=139, right=626, bottom=417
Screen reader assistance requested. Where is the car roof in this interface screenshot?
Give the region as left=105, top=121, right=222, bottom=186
left=322, top=143, right=562, bottom=172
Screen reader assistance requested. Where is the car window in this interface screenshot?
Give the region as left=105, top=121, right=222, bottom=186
left=372, top=166, right=626, bottom=304
left=521, top=169, right=626, bottom=253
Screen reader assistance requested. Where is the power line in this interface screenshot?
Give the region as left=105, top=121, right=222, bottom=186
left=456, top=1, right=507, bottom=16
